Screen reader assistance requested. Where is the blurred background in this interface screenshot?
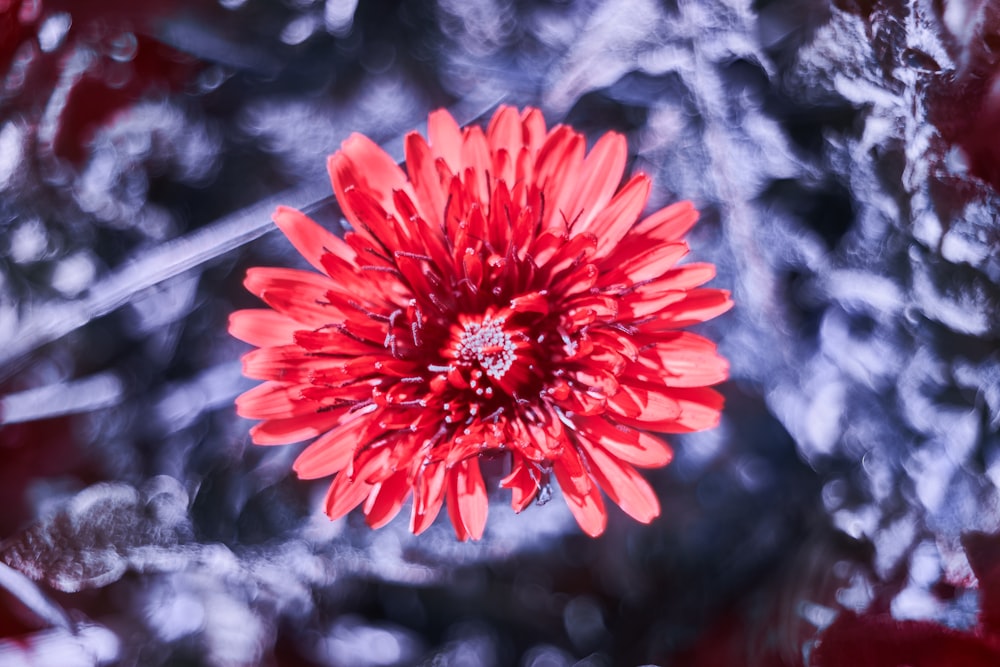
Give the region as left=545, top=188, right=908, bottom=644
left=1, top=0, right=1000, bottom=665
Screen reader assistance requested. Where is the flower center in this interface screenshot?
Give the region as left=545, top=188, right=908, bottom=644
left=456, top=315, right=516, bottom=380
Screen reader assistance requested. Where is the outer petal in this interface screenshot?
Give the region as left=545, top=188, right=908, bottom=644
left=427, top=108, right=463, bottom=172
left=553, top=452, right=607, bottom=537
left=574, top=416, right=674, bottom=468
left=249, top=410, right=344, bottom=445
left=328, top=133, right=409, bottom=233
left=639, top=332, right=730, bottom=388
left=632, top=200, right=699, bottom=242
left=243, top=267, right=340, bottom=327
left=411, top=460, right=447, bottom=535
left=324, top=470, right=373, bottom=522
left=228, top=309, right=300, bottom=347
left=647, top=288, right=734, bottom=329
left=293, top=413, right=371, bottom=479
left=499, top=456, right=541, bottom=512
left=615, top=387, right=725, bottom=433
left=364, top=469, right=411, bottom=529
left=568, top=131, right=627, bottom=233
left=451, top=457, right=488, bottom=540
left=272, top=205, right=353, bottom=272
left=586, top=174, right=651, bottom=257
left=235, top=382, right=315, bottom=420
left=579, top=440, right=660, bottom=523
left=404, top=132, right=447, bottom=229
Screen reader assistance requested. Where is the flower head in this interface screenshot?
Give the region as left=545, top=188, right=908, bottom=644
left=230, top=106, right=732, bottom=540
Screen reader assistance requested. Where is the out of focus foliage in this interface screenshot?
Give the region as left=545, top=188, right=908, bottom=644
left=1, top=0, right=999, bottom=665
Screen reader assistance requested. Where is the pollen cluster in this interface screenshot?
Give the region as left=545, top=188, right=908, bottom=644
left=456, top=315, right=516, bottom=381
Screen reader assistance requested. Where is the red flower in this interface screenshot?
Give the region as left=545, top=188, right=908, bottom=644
left=230, top=106, right=732, bottom=540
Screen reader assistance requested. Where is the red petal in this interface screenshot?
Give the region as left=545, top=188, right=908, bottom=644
left=249, top=410, right=343, bottom=445
left=460, top=125, right=491, bottom=206
left=586, top=174, right=651, bottom=257
left=340, top=187, right=402, bottom=252
left=405, top=132, right=447, bottom=228
left=272, top=205, right=352, bottom=273
left=487, top=105, right=522, bottom=150
left=648, top=288, right=733, bottom=328
left=324, top=471, right=373, bottom=522
left=411, top=460, right=447, bottom=535
left=454, top=457, right=488, bottom=540
left=499, top=457, right=540, bottom=512
left=575, top=416, right=674, bottom=468
left=487, top=105, right=523, bottom=179
left=364, top=470, right=411, bottom=529
left=509, top=290, right=550, bottom=315
left=535, top=127, right=585, bottom=230
left=616, top=387, right=725, bottom=433
left=328, top=135, right=409, bottom=237
left=228, top=309, right=299, bottom=347
left=243, top=267, right=339, bottom=328
left=236, top=382, right=315, bottom=420
left=569, top=131, right=627, bottom=233
left=293, top=413, right=370, bottom=479
left=607, top=384, right=682, bottom=424
left=427, top=108, right=463, bottom=172
left=632, top=200, right=699, bottom=242
left=579, top=441, right=660, bottom=523
left=520, top=107, right=547, bottom=156
left=640, top=332, right=730, bottom=388
left=240, top=346, right=331, bottom=383
left=601, top=242, right=689, bottom=285
left=633, top=263, right=718, bottom=294
left=553, top=454, right=607, bottom=537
